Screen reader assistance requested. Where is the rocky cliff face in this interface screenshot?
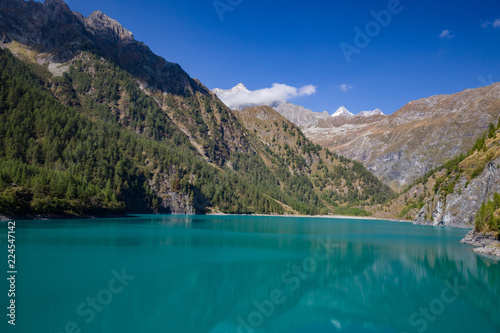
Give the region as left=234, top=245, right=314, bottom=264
left=83, top=10, right=134, bottom=43
left=415, top=156, right=500, bottom=228
left=305, top=83, right=500, bottom=190
left=461, top=230, right=500, bottom=256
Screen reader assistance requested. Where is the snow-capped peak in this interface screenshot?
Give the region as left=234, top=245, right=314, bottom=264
left=212, top=83, right=250, bottom=97
left=331, top=106, right=354, bottom=117
left=232, top=83, right=249, bottom=93
left=357, top=108, right=385, bottom=117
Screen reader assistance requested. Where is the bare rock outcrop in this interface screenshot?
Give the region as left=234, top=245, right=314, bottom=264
left=415, top=157, right=500, bottom=228
left=461, top=230, right=500, bottom=257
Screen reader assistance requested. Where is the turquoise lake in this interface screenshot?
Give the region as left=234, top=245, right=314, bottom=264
left=1, top=215, right=499, bottom=333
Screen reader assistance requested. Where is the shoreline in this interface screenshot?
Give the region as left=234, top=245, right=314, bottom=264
left=0, top=212, right=129, bottom=221
left=461, top=230, right=500, bottom=258
left=225, top=213, right=412, bottom=224
left=4, top=211, right=498, bottom=258
left=0, top=211, right=449, bottom=226
left=242, top=214, right=500, bottom=258
left=1, top=211, right=410, bottom=222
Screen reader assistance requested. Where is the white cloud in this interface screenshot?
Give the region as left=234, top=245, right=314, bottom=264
left=438, top=29, right=454, bottom=39
left=481, top=21, right=491, bottom=28
left=298, top=85, right=317, bottom=95
left=338, top=84, right=353, bottom=92
left=481, top=18, right=500, bottom=28
left=218, top=83, right=316, bottom=109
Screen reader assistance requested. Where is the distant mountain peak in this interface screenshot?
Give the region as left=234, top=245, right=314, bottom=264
left=358, top=108, right=385, bottom=117
left=332, top=106, right=354, bottom=117
left=44, top=0, right=67, bottom=6
left=231, top=83, right=250, bottom=93
left=212, top=83, right=250, bottom=98
left=42, top=0, right=72, bottom=14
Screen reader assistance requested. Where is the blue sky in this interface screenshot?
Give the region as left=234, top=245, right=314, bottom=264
left=67, top=0, right=500, bottom=115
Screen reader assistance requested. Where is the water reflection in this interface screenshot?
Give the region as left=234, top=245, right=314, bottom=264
left=5, top=215, right=499, bottom=333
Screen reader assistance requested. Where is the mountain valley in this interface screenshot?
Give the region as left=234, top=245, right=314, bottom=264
left=0, top=0, right=393, bottom=218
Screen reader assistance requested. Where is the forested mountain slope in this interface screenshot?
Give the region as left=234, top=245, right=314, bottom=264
left=0, top=0, right=393, bottom=217
left=236, top=106, right=394, bottom=215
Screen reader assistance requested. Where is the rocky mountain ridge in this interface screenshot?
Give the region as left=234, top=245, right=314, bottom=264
left=212, top=83, right=250, bottom=98
left=0, top=0, right=257, bottom=167
left=306, top=83, right=500, bottom=190
left=269, top=101, right=330, bottom=129
left=214, top=82, right=500, bottom=192
left=358, top=108, right=384, bottom=117
left=0, top=0, right=205, bottom=96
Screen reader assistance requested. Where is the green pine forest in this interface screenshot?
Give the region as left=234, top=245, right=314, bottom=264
left=0, top=48, right=393, bottom=218
left=475, top=193, right=500, bottom=235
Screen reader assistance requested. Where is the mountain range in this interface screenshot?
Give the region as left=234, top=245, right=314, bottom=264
left=212, top=83, right=331, bottom=128
left=0, top=0, right=393, bottom=218
left=212, top=79, right=500, bottom=250
left=211, top=84, right=384, bottom=128
left=305, top=83, right=500, bottom=190
left=214, top=82, right=500, bottom=192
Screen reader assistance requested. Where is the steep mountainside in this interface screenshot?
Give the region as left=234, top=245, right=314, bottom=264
left=0, top=0, right=250, bottom=167
left=365, top=119, right=500, bottom=256
left=370, top=121, right=500, bottom=230
left=0, top=0, right=392, bottom=217
left=305, top=84, right=500, bottom=190
left=0, top=48, right=275, bottom=216
left=0, top=0, right=202, bottom=95
left=369, top=121, right=500, bottom=254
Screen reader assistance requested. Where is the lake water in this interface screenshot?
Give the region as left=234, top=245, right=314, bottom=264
left=1, top=215, right=499, bottom=333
